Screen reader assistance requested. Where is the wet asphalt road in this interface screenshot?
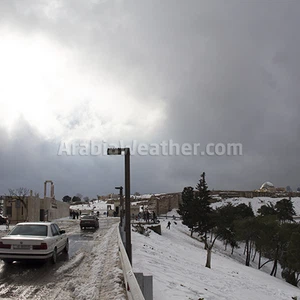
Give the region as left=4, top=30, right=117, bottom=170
left=0, top=217, right=120, bottom=299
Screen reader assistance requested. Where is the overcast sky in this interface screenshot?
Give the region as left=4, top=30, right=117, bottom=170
left=1, top=0, right=300, bottom=199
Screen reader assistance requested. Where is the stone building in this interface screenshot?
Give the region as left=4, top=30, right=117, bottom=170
left=147, top=193, right=181, bottom=215
left=3, top=181, right=70, bottom=224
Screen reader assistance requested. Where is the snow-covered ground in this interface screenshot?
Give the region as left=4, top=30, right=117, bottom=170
left=132, top=207, right=300, bottom=300
left=211, top=196, right=300, bottom=217
left=70, top=200, right=114, bottom=214
left=1, top=197, right=299, bottom=299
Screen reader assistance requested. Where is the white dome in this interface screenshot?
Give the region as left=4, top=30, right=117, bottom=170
left=260, top=182, right=275, bottom=190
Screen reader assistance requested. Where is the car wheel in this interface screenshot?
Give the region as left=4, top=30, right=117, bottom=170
left=64, top=240, right=69, bottom=253
left=51, top=248, right=57, bottom=264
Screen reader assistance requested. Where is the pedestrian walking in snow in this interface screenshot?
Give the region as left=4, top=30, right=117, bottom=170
left=166, top=221, right=171, bottom=229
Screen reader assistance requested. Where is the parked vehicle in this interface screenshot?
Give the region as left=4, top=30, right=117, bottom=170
left=80, top=215, right=99, bottom=230
left=0, top=222, right=68, bottom=264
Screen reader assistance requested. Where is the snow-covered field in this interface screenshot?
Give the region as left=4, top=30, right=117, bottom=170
left=211, top=196, right=300, bottom=217
left=70, top=200, right=113, bottom=214
left=132, top=204, right=300, bottom=300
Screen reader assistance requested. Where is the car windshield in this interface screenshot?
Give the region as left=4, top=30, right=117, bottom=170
left=9, top=225, right=48, bottom=236
left=81, top=215, right=95, bottom=220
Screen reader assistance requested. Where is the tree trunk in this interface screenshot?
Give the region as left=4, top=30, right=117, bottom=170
left=204, top=233, right=208, bottom=250
left=270, top=259, right=278, bottom=276
left=205, top=247, right=212, bottom=268
left=245, top=240, right=251, bottom=266
left=259, top=259, right=273, bottom=269
left=270, top=246, right=279, bottom=276
left=258, top=250, right=261, bottom=269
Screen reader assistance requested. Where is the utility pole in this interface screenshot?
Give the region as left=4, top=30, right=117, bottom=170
left=124, top=148, right=132, bottom=264
left=107, top=147, right=132, bottom=264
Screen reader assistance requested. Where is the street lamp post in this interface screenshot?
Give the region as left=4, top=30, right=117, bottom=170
left=107, top=147, right=132, bottom=264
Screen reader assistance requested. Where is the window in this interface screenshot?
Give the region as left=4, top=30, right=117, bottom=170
left=54, top=224, right=61, bottom=234
left=9, top=225, right=48, bottom=236
left=81, top=215, right=96, bottom=220
left=51, top=224, right=59, bottom=236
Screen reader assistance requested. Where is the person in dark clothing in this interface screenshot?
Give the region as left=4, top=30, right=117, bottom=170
left=152, top=212, right=156, bottom=223
left=166, top=221, right=171, bottom=229
left=146, top=211, right=150, bottom=223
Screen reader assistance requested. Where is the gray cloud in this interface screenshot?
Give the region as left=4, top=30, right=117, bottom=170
left=1, top=0, right=300, bottom=198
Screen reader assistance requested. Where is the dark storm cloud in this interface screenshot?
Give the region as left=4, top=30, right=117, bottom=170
left=0, top=119, right=174, bottom=198
left=1, top=0, right=300, bottom=196
left=0, top=119, right=115, bottom=198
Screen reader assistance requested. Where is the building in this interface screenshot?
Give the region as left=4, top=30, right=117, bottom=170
left=3, top=181, right=70, bottom=224
left=259, top=182, right=276, bottom=192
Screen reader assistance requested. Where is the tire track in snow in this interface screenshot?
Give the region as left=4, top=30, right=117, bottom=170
left=0, top=218, right=126, bottom=300
left=40, top=219, right=126, bottom=300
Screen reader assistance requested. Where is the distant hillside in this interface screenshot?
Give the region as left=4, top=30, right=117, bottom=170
left=211, top=197, right=300, bottom=216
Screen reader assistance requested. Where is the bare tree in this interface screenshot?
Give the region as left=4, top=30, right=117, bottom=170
left=7, top=188, right=30, bottom=221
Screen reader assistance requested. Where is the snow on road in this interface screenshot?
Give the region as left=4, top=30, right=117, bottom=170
left=0, top=217, right=127, bottom=300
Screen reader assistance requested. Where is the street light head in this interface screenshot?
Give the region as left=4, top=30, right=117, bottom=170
left=115, top=186, right=123, bottom=190
left=107, top=148, right=122, bottom=155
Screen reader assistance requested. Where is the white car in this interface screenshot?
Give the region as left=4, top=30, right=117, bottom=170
left=0, top=222, right=69, bottom=264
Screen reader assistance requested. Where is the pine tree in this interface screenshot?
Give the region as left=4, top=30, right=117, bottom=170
left=279, top=223, right=300, bottom=285
left=275, top=198, right=296, bottom=223
left=234, top=217, right=259, bottom=267
left=193, top=172, right=215, bottom=268
left=257, top=202, right=277, bottom=217
left=286, top=232, right=300, bottom=286
left=194, top=172, right=212, bottom=240
left=178, top=186, right=197, bottom=237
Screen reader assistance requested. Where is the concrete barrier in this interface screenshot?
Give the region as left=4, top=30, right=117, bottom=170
left=135, top=273, right=153, bottom=300
left=117, top=227, right=145, bottom=300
